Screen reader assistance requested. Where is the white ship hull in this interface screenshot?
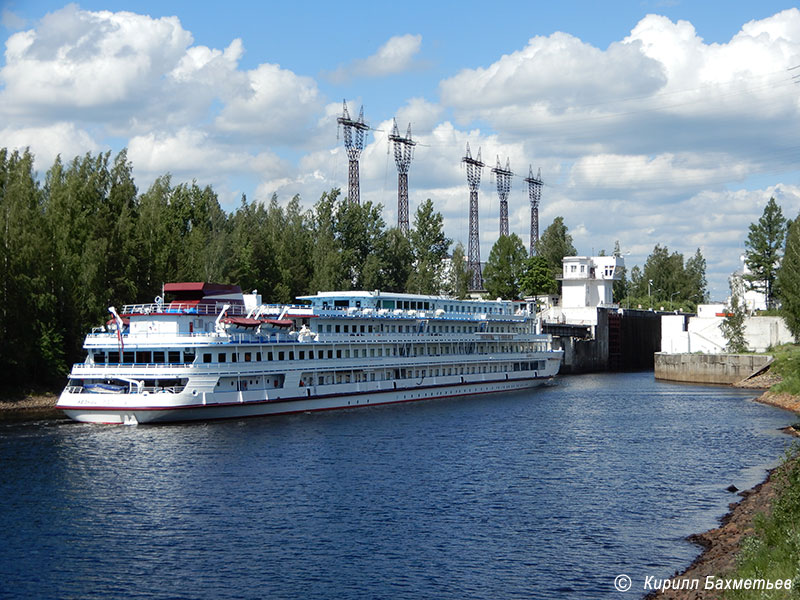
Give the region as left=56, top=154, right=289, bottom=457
left=59, top=373, right=555, bottom=425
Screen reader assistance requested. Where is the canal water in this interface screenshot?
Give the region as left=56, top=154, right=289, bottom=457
left=0, top=372, right=795, bottom=599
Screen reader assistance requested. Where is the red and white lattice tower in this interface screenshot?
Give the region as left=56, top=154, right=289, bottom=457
left=462, top=143, right=485, bottom=291
left=337, top=101, right=369, bottom=204
left=389, top=119, right=416, bottom=234
left=492, top=156, right=513, bottom=238
left=524, top=166, right=543, bottom=256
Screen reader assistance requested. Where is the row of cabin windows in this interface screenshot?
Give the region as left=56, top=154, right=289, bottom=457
left=201, top=342, right=545, bottom=365
left=322, top=299, right=510, bottom=315
left=300, top=360, right=547, bottom=386
left=95, top=341, right=547, bottom=365
left=320, top=323, right=523, bottom=334
left=94, top=350, right=194, bottom=364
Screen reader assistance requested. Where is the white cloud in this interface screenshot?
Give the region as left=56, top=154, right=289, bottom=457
left=0, top=122, right=100, bottom=167
left=128, top=128, right=289, bottom=180
left=0, top=5, right=192, bottom=113
left=214, top=62, right=324, bottom=144
left=326, top=33, right=422, bottom=83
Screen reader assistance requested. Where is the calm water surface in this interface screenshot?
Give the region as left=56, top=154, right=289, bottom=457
left=0, top=372, right=796, bottom=599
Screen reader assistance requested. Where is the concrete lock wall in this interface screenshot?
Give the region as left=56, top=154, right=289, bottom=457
left=654, top=353, right=773, bottom=385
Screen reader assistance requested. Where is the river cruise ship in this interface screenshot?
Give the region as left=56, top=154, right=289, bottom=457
left=56, top=283, right=562, bottom=424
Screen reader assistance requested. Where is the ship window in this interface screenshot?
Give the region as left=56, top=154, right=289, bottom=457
left=203, top=353, right=212, bottom=363
left=244, top=352, right=251, bottom=362
left=108, top=351, right=119, bottom=363
left=328, top=350, right=333, bottom=359
left=335, top=325, right=341, bottom=333
left=256, top=352, right=262, bottom=361
left=168, top=351, right=180, bottom=363
left=268, top=352, right=273, bottom=361
left=123, top=351, right=134, bottom=363
left=299, top=351, right=305, bottom=360
left=343, top=325, right=349, bottom=333
left=153, top=351, right=165, bottom=364
left=94, top=352, right=105, bottom=364
left=232, top=353, right=238, bottom=363
left=308, top=350, right=314, bottom=359
left=185, top=351, right=196, bottom=364
left=336, top=350, right=342, bottom=358
left=218, top=353, right=226, bottom=363
left=278, top=351, right=285, bottom=361
left=289, top=351, right=294, bottom=360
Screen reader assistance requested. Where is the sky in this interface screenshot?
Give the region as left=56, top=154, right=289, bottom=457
left=2, top=1, right=800, bottom=301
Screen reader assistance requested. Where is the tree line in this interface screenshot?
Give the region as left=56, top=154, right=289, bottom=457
left=0, top=148, right=461, bottom=389
left=1, top=146, right=714, bottom=390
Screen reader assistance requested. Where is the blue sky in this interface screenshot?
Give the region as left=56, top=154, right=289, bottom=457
left=2, top=1, right=800, bottom=299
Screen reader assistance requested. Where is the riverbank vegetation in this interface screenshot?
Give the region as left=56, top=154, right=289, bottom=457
left=767, top=345, right=800, bottom=397
left=724, top=445, right=800, bottom=599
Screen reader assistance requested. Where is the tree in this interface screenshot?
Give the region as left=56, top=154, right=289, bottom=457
left=335, top=199, right=386, bottom=290
left=377, top=228, right=414, bottom=292
left=720, top=277, right=748, bottom=353
left=626, top=244, right=708, bottom=310
left=683, top=248, right=708, bottom=305
left=446, top=242, right=470, bottom=299
left=777, top=214, right=800, bottom=340
left=407, top=199, right=451, bottom=294
left=309, top=189, right=343, bottom=293
left=520, top=255, right=557, bottom=297
left=535, top=216, right=577, bottom=284
left=483, top=234, right=528, bottom=299
left=744, top=197, right=786, bottom=309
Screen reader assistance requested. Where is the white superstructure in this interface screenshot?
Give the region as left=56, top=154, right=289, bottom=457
left=57, top=283, right=562, bottom=424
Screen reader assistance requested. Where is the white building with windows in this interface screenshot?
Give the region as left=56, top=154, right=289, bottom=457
left=538, top=255, right=625, bottom=326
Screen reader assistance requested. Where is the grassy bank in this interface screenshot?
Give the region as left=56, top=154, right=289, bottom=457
left=724, top=445, right=800, bottom=599
left=722, top=346, right=800, bottom=599
left=767, top=344, right=800, bottom=397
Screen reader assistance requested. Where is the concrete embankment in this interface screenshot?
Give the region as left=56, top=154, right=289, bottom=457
left=654, top=353, right=773, bottom=385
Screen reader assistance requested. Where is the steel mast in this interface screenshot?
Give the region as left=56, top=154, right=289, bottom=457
left=462, top=143, right=485, bottom=291
left=492, top=157, right=513, bottom=237
left=389, top=119, right=416, bottom=234
left=337, top=101, right=369, bottom=204
left=524, top=166, right=543, bottom=256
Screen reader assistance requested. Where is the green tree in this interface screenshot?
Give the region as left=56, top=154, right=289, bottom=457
left=309, top=189, right=343, bottom=292
left=446, top=242, right=470, bottom=299
left=683, top=248, right=708, bottom=305
left=535, top=216, right=577, bottom=285
left=744, top=196, right=786, bottom=309
left=778, top=214, right=800, bottom=340
left=376, top=227, right=414, bottom=292
left=0, top=148, right=64, bottom=387
left=335, top=199, right=386, bottom=290
left=520, top=255, right=557, bottom=297
left=720, top=278, right=748, bottom=353
left=407, top=199, right=451, bottom=294
left=483, top=234, right=528, bottom=299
